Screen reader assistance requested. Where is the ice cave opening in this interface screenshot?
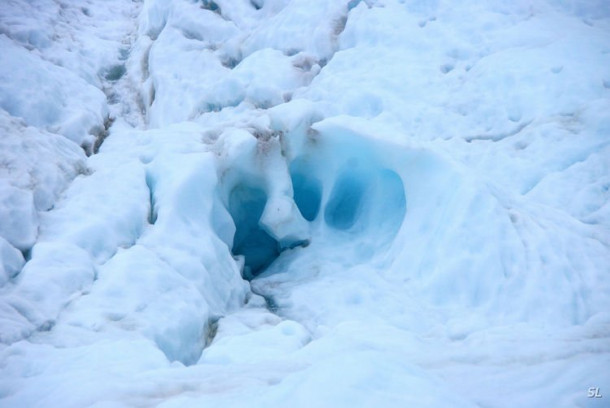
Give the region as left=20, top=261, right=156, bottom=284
left=324, top=167, right=369, bottom=231
left=228, top=183, right=281, bottom=280
left=289, top=158, right=323, bottom=222
left=227, top=154, right=407, bottom=282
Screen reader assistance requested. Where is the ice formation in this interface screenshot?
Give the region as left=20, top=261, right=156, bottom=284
left=0, top=0, right=609, bottom=407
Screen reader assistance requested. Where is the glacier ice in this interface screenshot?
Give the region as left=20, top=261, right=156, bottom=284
left=290, top=157, right=323, bottom=222
left=229, top=183, right=281, bottom=278
left=0, top=0, right=609, bottom=407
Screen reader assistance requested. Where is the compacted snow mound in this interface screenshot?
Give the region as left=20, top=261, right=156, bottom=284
left=0, top=0, right=609, bottom=407
left=0, top=0, right=140, bottom=151
left=0, top=237, right=23, bottom=287
left=0, top=0, right=142, bottom=286
left=0, top=110, right=87, bottom=284
left=0, top=35, right=107, bottom=148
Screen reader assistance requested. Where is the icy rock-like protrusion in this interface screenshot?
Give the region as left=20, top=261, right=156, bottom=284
left=216, top=128, right=311, bottom=279
left=276, top=114, right=408, bottom=247
left=260, top=194, right=310, bottom=248
left=257, top=137, right=310, bottom=247
left=136, top=133, right=249, bottom=315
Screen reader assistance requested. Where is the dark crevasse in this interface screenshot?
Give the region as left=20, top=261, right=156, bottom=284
left=228, top=184, right=280, bottom=280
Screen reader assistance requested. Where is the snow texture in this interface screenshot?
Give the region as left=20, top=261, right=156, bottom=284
left=0, top=0, right=609, bottom=407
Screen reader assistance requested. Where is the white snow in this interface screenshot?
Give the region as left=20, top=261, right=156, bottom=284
left=1, top=0, right=609, bottom=407
left=0, top=34, right=107, bottom=147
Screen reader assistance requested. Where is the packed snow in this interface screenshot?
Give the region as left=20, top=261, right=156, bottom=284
left=1, top=0, right=609, bottom=407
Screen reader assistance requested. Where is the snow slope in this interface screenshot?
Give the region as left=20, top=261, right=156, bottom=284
left=1, top=0, right=609, bottom=407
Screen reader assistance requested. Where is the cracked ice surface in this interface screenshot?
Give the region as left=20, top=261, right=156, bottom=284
left=0, top=0, right=609, bottom=407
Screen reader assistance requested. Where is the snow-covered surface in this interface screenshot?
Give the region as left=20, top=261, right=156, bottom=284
left=1, top=0, right=609, bottom=406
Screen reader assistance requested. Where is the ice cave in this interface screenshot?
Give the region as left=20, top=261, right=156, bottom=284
left=0, top=0, right=608, bottom=407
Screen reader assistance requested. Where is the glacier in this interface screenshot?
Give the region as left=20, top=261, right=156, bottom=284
left=0, top=0, right=609, bottom=407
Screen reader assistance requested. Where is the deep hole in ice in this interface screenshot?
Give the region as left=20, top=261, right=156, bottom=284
left=228, top=184, right=280, bottom=280
left=221, top=56, right=240, bottom=69
left=105, top=64, right=126, bottom=81
left=324, top=168, right=368, bottom=230
left=250, top=0, right=263, bottom=11
left=371, top=169, right=407, bottom=236
left=324, top=164, right=406, bottom=235
left=227, top=160, right=406, bottom=281
left=119, top=47, right=130, bottom=61
left=201, top=0, right=221, bottom=13
left=290, top=159, right=322, bottom=222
